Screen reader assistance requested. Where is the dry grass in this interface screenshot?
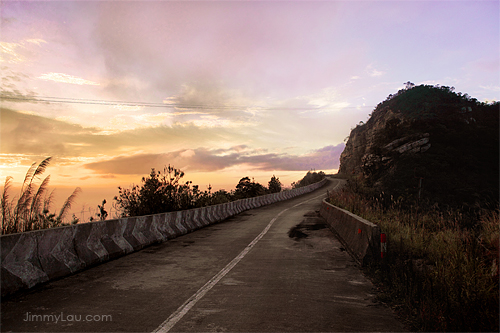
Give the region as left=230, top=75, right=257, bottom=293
left=328, top=185, right=499, bottom=332
left=1, top=157, right=81, bottom=235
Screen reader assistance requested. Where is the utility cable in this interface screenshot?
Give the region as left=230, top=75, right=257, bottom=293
left=1, top=95, right=375, bottom=111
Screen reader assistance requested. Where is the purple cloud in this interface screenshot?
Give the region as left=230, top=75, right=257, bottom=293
left=84, top=144, right=345, bottom=175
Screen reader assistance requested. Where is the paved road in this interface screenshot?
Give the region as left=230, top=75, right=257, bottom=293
left=1, top=178, right=406, bottom=332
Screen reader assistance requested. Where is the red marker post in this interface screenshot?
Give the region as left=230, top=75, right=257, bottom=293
left=380, top=233, right=387, bottom=259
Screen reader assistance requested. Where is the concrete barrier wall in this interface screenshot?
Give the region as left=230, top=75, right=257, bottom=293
left=319, top=199, right=380, bottom=266
left=1, top=178, right=327, bottom=297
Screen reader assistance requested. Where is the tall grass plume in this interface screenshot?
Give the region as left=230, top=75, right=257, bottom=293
left=1, top=157, right=81, bottom=235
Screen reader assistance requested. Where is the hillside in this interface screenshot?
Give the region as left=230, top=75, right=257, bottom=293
left=339, top=83, right=499, bottom=208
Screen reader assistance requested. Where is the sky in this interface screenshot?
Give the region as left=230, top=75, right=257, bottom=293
left=1, top=0, right=499, bottom=220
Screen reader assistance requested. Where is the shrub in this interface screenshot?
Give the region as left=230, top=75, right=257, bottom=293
left=114, top=165, right=198, bottom=217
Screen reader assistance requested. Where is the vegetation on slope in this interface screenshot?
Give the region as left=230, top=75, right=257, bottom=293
left=334, top=84, right=499, bottom=331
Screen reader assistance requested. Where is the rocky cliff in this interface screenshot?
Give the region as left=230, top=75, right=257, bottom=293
left=339, top=84, right=499, bottom=207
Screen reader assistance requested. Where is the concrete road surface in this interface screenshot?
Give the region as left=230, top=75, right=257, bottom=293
left=1, top=178, right=407, bottom=332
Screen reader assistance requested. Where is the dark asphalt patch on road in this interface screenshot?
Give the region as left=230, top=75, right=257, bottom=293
left=288, top=210, right=327, bottom=240
left=288, top=226, right=308, bottom=239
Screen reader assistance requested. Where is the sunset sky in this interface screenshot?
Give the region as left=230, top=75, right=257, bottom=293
left=1, top=0, right=499, bottom=220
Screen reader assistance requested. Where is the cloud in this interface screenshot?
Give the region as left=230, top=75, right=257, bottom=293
left=168, top=83, right=244, bottom=110
left=37, top=72, right=100, bottom=86
left=112, top=104, right=144, bottom=112
left=0, top=38, right=48, bottom=64
left=479, top=85, right=500, bottom=92
left=84, top=147, right=243, bottom=174
left=80, top=174, right=116, bottom=180
left=1, top=108, right=84, bottom=156
left=0, top=69, right=44, bottom=104
left=90, top=1, right=362, bottom=101
left=84, top=144, right=345, bottom=175
left=366, top=64, right=385, bottom=77
left=25, top=39, right=47, bottom=46
left=0, top=108, right=258, bottom=159
left=0, top=42, right=26, bottom=63
left=161, top=83, right=265, bottom=128
left=297, top=87, right=351, bottom=112
left=0, top=87, right=40, bottom=104
left=242, top=144, right=345, bottom=171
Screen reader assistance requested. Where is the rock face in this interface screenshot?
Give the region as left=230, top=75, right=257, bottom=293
left=338, top=84, right=499, bottom=206
left=339, top=107, right=431, bottom=180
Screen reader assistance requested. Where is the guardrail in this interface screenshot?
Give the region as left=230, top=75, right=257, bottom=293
left=1, top=178, right=327, bottom=297
left=319, top=199, right=381, bottom=266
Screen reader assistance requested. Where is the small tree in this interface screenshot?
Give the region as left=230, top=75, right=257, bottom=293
left=97, top=199, right=108, bottom=221
left=268, top=175, right=282, bottom=193
left=404, top=81, right=415, bottom=90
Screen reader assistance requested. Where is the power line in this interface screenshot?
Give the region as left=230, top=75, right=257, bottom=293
left=0, top=94, right=375, bottom=111
left=1, top=96, right=175, bottom=108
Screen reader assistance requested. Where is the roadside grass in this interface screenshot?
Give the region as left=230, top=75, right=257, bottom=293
left=1, top=157, right=81, bottom=235
left=328, top=184, right=499, bottom=332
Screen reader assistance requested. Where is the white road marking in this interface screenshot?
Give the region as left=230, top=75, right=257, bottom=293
left=152, top=180, right=340, bottom=333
